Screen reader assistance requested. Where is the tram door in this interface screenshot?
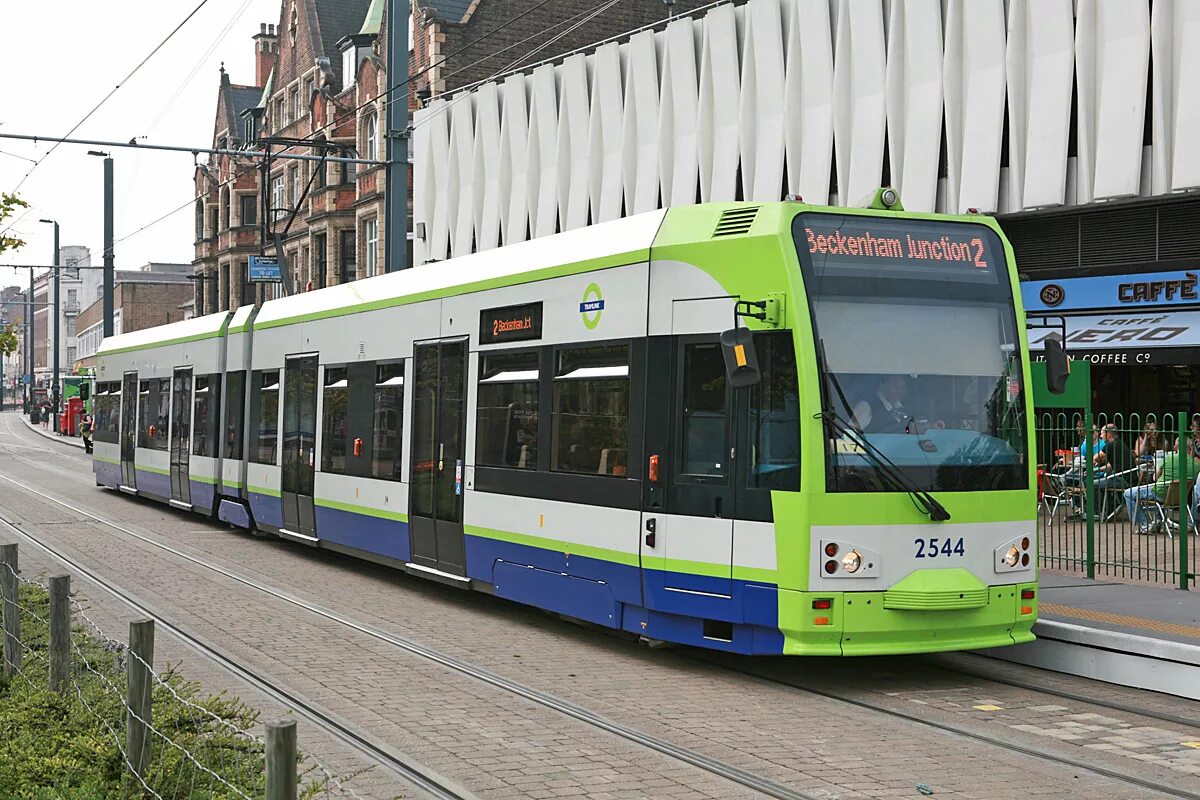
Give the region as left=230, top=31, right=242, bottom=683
left=409, top=339, right=468, bottom=575
left=280, top=355, right=318, bottom=539
left=169, top=368, right=193, bottom=507
left=119, top=371, right=138, bottom=490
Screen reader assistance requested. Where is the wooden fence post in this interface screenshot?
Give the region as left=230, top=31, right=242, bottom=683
left=126, top=619, right=155, bottom=782
left=48, top=574, right=70, bottom=692
left=265, top=719, right=298, bottom=800
left=0, top=542, right=19, bottom=679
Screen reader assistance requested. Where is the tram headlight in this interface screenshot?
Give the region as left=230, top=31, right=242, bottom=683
left=995, top=535, right=1033, bottom=573
left=841, top=550, right=862, bottom=574
left=1003, top=546, right=1020, bottom=567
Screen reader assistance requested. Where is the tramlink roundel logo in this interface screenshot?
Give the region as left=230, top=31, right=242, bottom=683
left=579, top=283, right=605, bottom=330
left=1040, top=283, right=1065, bottom=308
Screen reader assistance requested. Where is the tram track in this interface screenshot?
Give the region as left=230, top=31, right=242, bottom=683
left=692, top=653, right=1200, bottom=800
left=0, top=473, right=819, bottom=800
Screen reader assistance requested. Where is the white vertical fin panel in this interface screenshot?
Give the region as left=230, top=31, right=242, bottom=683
left=1151, top=1, right=1200, bottom=191
left=423, top=98, right=451, bottom=262
left=697, top=3, right=740, bottom=202
left=943, top=0, right=1006, bottom=212
left=527, top=64, right=559, bottom=238
left=448, top=96, right=476, bottom=258
left=474, top=82, right=502, bottom=252
left=739, top=0, right=786, bottom=202
left=1006, top=0, right=1073, bottom=210
left=831, top=0, right=886, bottom=206
left=658, top=17, right=701, bottom=206
left=500, top=74, right=529, bottom=245
left=556, top=54, right=591, bottom=230
left=411, top=103, right=433, bottom=265
left=622, top=30, right=661, bottom=214
left=884, top=0, right=942, bottom=212
left=1084, top=0, right=1150, bottom=200
left=782, top=0, right=833, bottom=203
left=588, top=43, right=624, bottom=222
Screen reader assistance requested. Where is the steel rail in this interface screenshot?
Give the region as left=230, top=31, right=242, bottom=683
left=0, top=512, right=478, bottom=800
left=0, top=472, right=818, bottom=800
left=689, top=654, right=1200, bottom=800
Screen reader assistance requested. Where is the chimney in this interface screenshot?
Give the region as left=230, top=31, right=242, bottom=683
left=253, top=22, right=278, bottom=88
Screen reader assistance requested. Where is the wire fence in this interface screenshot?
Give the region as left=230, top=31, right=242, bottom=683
left=0, top=556, right=371, bottom=799
left=1037, top=410, right=1196, bottom=590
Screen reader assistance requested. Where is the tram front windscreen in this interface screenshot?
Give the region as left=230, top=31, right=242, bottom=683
left=793, top=213, right=1028, bottom=494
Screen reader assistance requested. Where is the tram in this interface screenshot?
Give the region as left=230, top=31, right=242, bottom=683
left=92, top=191, right=1059, bottom=655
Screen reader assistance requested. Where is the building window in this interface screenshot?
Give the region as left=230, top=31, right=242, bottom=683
left=66, top=346, right=76, bottom=365
left=314, top=232, right=327, bottom=289
left=362, top=218, right=378, bottom=277
left=239, top=261, right=253, bottom=307
left=250, top=370, right=279, bottom=464
left=289, top=166, right=300, bottom=208
left=290, top=86, right=301, bottom=123
left=240, top=194, right=258, bottom=227
left=372, top=362, right=404, bottom=481
left=340, top=229, right=356, bottom=283
left=66, top=318, right=76, bottom=337
left=209, top=208, right=219, bottom=236
left=314, top=137, right=328, bottom=188
left=551, top=344, right=630, bottom=476
left=304, top=77, right=314, bottom=106
left=195, top=200, right=205, bottom=240
left=221, top=189, right=231, bottom=230
left=476, top=350, right=539, bottom=469
left=274, top=98, right=284, bottom=130
left=364, top=113, right=378, bottom=161
left=271, top=175, right=286, bottom=221
left=342, top=46, right=357, bottom=89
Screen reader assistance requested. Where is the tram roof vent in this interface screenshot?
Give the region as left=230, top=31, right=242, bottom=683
left=712, top=206, right=759, bottom=238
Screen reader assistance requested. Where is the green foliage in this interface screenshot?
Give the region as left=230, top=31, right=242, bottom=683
left=0, top=323, right=19, bottom=358
left=0, top=583, right=336, bottom=800
left=0, top=192, right=29, bottom=256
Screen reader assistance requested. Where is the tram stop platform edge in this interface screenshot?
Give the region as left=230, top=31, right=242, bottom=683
left=977, top=573, right=1200, bottom=701
left=20, top=414, right=86, bottom=449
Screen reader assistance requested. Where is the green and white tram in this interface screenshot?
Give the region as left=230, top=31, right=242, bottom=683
left=93, top=192, right=1055, bottom=655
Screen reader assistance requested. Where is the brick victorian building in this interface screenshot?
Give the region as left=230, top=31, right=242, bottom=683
left=194, top=0, right=704, bottom=313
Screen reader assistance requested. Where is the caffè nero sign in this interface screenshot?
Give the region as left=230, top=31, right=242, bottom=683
left=1023, top=270, right=1200, bottom=313
left=1028, top=310, right=1200, bottom=365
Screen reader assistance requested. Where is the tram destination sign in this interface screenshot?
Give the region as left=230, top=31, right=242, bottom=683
left=480, top=301, right=543, bottom=344
left=799, top=214, right=1002, bottom=282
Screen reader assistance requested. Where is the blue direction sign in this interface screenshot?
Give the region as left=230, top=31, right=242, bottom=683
left=248, top=255, right=282, bottom=283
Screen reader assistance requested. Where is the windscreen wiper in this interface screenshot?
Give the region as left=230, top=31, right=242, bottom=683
left=816, top=343, right=951, bottom=522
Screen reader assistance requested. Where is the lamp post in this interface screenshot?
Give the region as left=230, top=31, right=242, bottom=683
left=88, top=151, right=115, bottom=338
left=26, top=267, right=33, bottom=416
left=38, top=219, right=60, bottom=432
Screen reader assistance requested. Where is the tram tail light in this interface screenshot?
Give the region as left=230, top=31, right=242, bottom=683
left=812, top=599, right=832, bottom=610
left=1021, top=589, right=1035, bottom=600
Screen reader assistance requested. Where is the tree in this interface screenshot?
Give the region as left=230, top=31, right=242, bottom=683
left=0, top=192, right=28, bottom=256
left=0, top=323, right=16, bottom=358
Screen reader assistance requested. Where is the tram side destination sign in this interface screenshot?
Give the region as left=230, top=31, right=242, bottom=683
left=800, top=214, right=1003, bottom=283
left=480, top=301, right=543, bottom=344
left=248, top=255, right=282, bottom=283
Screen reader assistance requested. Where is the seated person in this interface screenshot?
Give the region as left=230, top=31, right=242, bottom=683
left=1124, top=436, right=1200, bottom=534
left=858, top=374, right=911, bottom=434
left=1135, top=421, right=1164, bottom=458
left=1065, top=424, right=1132, bottom=515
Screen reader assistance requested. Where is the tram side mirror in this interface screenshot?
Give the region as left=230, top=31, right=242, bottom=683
left=720, top=327, right=761, bottom=389
left=1044, top=338, right=1070, bottom=395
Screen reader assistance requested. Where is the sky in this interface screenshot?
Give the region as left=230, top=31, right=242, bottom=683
left=0, top=0, right=285, bottom=292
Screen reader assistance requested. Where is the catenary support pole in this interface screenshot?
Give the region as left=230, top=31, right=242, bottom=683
left=102, top=157, right=115, bottom=338
left=265, top=719, right=298, bottom=800
left=126, top=618, right=154, bottom=782
left=50, top=222, right=60, bottom=432
left=27, top=267, right=33, bottom=415
left=0, top=542, right=19, bottom=678
left=48, top=574, right=70, bottom=692
left=385, top=0, right=409, bottom=272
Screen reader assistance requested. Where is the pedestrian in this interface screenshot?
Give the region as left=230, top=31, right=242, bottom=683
left=40, top=398, right=51, bottom=429
left=79, top=413, right=94, bottom=454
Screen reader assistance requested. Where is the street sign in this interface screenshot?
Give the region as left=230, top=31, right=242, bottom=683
left=21, top=374, right=31, bottom=385
left=249, top=255, right=283, bottom=283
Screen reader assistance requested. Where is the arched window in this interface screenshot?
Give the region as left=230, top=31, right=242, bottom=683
left=364, top=113, right=378, bottom=161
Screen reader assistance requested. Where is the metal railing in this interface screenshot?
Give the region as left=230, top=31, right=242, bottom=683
left=1037, top=411, right=1196, bottom=590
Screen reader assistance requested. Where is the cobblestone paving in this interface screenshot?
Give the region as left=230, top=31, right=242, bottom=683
left=1, top=412, right=1191, bottom=799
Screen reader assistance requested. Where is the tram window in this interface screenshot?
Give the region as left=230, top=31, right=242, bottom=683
left=321, top=366, right=350, bottom=474
left=746, top=333, right=800, bottom=491
left=371, top=362, right=405, bottom=481
left=551, top=344, right=629, bottom=476
left=137, top=379, right=169, bottom=451
left=477, top=350, right=539, bottom=470
left=680, top=343, right=728, bottom=477
left=192, top=375, right=221, bottom=457
left=223, top=371, right=246, bottom=459
left=250, top=370, right=280, bottom=465
left=93, top=383, right=120, bottom=444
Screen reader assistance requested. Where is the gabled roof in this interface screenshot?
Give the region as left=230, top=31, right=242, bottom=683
left=225, top=86, right=263, bottom=136
left=417, top=0, right=473, bottom=23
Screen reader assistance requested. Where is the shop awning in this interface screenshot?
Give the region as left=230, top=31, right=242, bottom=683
left=1028, top=310, right=1200, bottom=365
